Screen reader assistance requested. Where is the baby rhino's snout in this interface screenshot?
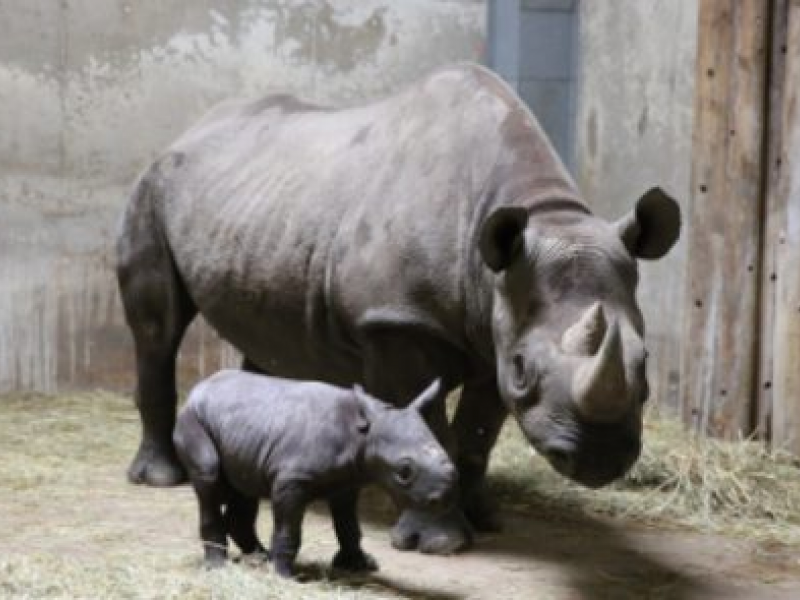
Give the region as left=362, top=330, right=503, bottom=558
left=423, top=454, right=458, bottom=512
left=426, top=485, right=455, bottom=512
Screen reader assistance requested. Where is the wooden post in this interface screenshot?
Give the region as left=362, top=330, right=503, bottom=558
left=762, top=0, right=800, bottom=455
left=756, top=0, right=788, bottom=442
left=682, top=0, right=771, bottom=439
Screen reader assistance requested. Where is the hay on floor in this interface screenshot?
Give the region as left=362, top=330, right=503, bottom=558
left=489, top=406, right=800, bottom=546
left=1, top=391, right=799, bottom=599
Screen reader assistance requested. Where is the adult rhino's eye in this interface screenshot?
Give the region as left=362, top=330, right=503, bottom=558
left=512, top=354, right=528, bottom=391
left=638, top=349, right=650, bottom=403
left=395, top=459, right=416, bottom=486
left=639, top=377, right=651, bottom=404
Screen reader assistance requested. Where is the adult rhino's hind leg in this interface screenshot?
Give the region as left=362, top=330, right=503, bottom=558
left=117, top=170, right=197, bottom=486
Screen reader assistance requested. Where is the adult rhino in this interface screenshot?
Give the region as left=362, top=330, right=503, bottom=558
left=117, top=63, right=680, bottom=554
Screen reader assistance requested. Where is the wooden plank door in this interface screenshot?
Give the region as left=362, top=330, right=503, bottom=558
left=682, top=0, right=771, bottom=439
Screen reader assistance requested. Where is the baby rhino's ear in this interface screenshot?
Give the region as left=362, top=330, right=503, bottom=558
left=352, top=385, right=373, bottom=433
left=409, top=378, right=444, bottom=417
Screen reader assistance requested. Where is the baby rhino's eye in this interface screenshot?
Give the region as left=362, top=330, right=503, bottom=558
left=395, top=459, right=416, bottom=486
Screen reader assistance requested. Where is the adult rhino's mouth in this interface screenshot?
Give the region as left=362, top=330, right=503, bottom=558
left=536, top=423, right=641, bottom=488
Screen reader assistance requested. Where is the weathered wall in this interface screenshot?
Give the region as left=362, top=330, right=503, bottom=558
left=575, top=0, right=698, bottom=410
left=1, top=0, right=698, bottom=404
left=0, top=0, right=485, bottom=392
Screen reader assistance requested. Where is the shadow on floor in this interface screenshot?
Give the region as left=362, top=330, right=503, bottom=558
left=344, top=480, right=713, bottom=600
left=293, top=561, right=465, bottom=600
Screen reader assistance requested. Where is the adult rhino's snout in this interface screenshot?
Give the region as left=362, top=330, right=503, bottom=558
left=542, top=432, right=641, bottom=488
left=564, top=302, right=630, bottom=422
left=541, top=442, right=576, bottom=478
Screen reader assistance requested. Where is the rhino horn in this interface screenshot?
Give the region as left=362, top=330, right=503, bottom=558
left=572, top=317, right=629, bottom=421
left=561, top=302, right=607, bottom=356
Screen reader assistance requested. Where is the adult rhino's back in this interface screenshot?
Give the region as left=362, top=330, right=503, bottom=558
left=142, top=64, right=528, bottom=380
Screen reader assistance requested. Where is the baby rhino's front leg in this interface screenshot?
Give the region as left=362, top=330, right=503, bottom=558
left=329, top=489, right=378, bottom=573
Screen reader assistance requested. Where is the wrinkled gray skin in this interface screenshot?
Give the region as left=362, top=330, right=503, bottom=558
left=173, top=371, right=455, bottom=577
left=117, top=62, right=681, bottom=555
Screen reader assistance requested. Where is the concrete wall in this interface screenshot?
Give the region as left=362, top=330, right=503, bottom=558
left=575, top=0, right=698, bottom=410
left=0, top=0, right=485, bottom=392
left=0, top=0, right=698, bottom=405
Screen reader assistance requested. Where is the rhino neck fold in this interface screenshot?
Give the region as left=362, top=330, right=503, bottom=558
left=492, top=174, right=588, bottom=214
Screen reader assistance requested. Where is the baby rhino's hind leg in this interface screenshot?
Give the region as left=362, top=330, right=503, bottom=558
left=173, top=410, right=228, bottom=566
left=223, top=491, right=269, bottom=559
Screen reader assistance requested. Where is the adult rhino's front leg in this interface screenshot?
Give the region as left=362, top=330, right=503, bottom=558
left=452, top=378, right=508, bottom=532
left=362, top=329, right=472, bottom=554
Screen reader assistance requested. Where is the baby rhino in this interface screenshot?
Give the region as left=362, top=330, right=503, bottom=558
left=173, top=369, right=457, bottom=577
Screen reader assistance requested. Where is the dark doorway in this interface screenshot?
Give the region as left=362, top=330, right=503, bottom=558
left=487, top=0, right=579, bottom=170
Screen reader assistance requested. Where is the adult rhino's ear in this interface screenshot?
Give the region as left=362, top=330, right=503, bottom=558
left=479, top=206, right=528, bottom=272
left=353, top=385, right=374, bottom=434
left=410, top=378, right=443, bottom=416
left=615, top=187, right=681, bottom=260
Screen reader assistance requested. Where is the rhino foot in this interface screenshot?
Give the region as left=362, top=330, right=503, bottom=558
left=463, top=488, right=503, bottom=533
left=127, top=440, right=186, bottom=487
left=332, top=549, right=378, bottom=572
left=203, top=554, right=227, bottom=570
left=391, top=507, right=473, bottom=555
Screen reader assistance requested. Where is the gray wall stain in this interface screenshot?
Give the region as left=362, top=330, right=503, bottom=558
left=0, top=0, right=484, bottom=393
left=273, top=2, right=388, bottom=71
left=0, top=0, right=247, bottom=75
left=587, top=107, right=597, bottom=159
left=637, top=104, right=649, bottom=137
